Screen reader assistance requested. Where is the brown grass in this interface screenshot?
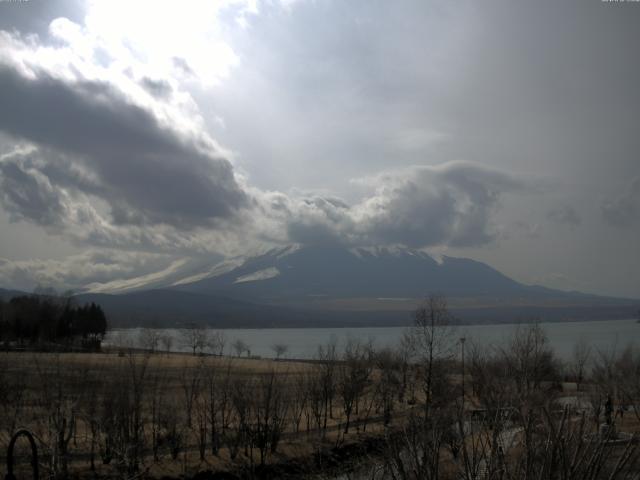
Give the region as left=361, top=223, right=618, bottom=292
left=0, top=350, right=407, bottom=479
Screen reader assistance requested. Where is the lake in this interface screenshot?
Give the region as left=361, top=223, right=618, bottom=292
left=104, top=318, right=640, bottom=361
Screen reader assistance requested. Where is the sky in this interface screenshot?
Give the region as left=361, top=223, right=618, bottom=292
left=0, top=0, right=638, bottom=298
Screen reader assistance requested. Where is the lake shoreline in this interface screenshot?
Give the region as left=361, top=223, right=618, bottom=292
left=109, top=316, right=637, bottom=330
left=105, top=318, right=640, bottom=361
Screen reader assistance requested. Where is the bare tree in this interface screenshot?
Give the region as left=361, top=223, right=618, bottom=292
left=92, top=352, right=150, bottom=473
left=208, top=330, right=226, bottom=356
left=591, top=346, right=619, bottom=428
left=406, top=294, right=456, bottom=419
left=122, top=352, right=149, bottom=473
left=397, top=337, right=412, bottom=403
left=570, top=337, right=592, bottom=392
left=159, top=407, right=184, bottom=460
left=160, top=333, right=174, bottom=355
left=382, top=329, right=640, bottom=480
left=232, top=338, right=249, bottom=357
left=381, top=295, right=458, bottom=480
left=139, top=328, right=161, bottom=354
left=203, top=358, right=233, bottom=456
left=374, top=348, right=402, bottom=426
left=501, top=323, right=559, bottom=401
left=250, top=370, right=290, bottom=467
left=337, top=339, right=372, bottom=433
left=611, top=345, right=640, bottom=423
left=316, top=338, right=338, bottom=435
left=271, top=343, right=289, bottom=360
left=382, top=406, right=456, bottom=480
left=228, top=376, right=251, bottom=460
left=0, top=355, right=27, bottom=446
left=194, top=382, right=208, bottom=461
left=79, top=376, right=100, bottom=472
left=180, top=359, right=204, bottom=429
left=181, top=324, right=209, bottom=356
left=33, top=354, right=89, bottom=479
left=148, top=368, right=168, bottom=462
left=290, top=372, right=309, bottom=433
left=306, top=369, right=325, bottom=436
left=453, top=351, right=640, bottom=480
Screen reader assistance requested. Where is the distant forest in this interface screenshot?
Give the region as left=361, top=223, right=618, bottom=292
left=0, top=294, right=107, bottom=350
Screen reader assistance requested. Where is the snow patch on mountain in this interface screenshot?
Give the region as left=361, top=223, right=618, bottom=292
left=234, top=267, right=281, bottom=284
left=86, top=258, right=192, bottom=294
left=350, top=245, right=433, bottom=260
left=275, top=244, right=301, bottom=259
left=172, top=258, right=245, bottom=286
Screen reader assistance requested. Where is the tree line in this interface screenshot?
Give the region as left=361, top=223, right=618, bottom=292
left=0, top=294, right=107, bottom=350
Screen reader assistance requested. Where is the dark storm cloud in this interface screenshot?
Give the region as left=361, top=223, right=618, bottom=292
left=0, top=46, right=247, bottom=229
left=0, top=151, right=68, bottom=227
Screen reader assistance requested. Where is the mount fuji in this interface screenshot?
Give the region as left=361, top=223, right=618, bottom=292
left=7, top=245, right=635, bottom=328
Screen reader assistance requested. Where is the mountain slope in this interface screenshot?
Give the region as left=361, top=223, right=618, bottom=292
left=2, top=247, right=638, bottom=328
left=74, top=289, right=423, bottom=328
left=173, top=245, right=605, bottom=307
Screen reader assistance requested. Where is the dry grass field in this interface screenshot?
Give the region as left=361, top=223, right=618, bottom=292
left=3, top=322, right=640, bottom=480
left=0, top=349, right=413, bottom=479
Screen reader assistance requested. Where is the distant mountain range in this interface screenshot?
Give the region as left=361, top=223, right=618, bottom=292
left=1, top=245, right=638, bottom=327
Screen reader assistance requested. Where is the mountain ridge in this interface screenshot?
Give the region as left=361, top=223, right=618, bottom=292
left=1, top=245, right=638, bottom=328
left=172, top=244, right=629, bottom=306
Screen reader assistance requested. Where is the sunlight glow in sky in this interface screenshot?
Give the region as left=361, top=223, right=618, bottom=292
left=84, top=0, right=248, bottom=86
left=0, top=0, right=638, bottom=298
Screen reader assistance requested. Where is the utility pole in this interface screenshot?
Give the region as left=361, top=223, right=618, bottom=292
left=460, top=337, right=466, bottom=413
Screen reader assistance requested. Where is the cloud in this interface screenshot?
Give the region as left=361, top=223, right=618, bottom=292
left=0, top=147, right=262, bottom=261
left=547, top=205, right=581, bottom=226
left=284, top=196, right=356, bottom=246
left=0, top=26, right=247, bottom=230
left=257, top=161, right=528, bottom=249
left=0, top=9, right=535, bottom=292
left=601, top=177, right=640, bottom=228
left=0, top=250, right=182, bottom=292
left=352, top=162, right=526, bottom=247
left=0, top=23, right=529, bottom=255
left=0, top=149, right=69, bottom=228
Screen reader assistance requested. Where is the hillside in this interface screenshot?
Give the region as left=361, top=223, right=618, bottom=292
left=1, top=245, right=638, bottom=328
left=174, top=245, right=627, bottom=308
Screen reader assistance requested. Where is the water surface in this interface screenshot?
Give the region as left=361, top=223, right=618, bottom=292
left=104, top=318, right=640, bottom=361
